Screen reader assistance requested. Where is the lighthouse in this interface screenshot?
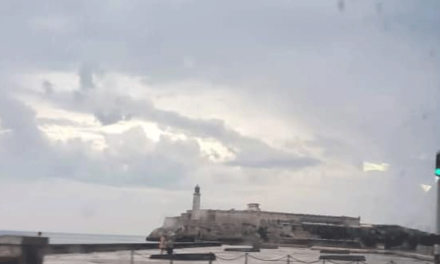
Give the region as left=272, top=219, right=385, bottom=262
left=192, top=185, right=201, bottom=220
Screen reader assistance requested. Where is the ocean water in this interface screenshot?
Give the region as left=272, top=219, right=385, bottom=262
left=0, top=230, right=148, bottom=244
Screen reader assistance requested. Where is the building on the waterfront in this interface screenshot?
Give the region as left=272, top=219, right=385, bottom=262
left=155, top=185, right=361, bottom=241
left=148, top=185, right=431, bottom=251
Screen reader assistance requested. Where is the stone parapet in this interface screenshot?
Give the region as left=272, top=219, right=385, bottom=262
left=0, top=236, right=48, bottom=264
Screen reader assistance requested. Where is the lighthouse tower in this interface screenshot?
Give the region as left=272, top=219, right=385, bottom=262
left=192, top=185, right=201, bottom=220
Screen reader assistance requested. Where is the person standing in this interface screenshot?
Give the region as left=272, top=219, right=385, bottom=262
left=159, top=236, right=166, bottom=255
left=166, top=237, right=174, bottom=255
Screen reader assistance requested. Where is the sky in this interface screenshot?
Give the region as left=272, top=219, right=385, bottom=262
left=0, top=0, right=439, bottom=236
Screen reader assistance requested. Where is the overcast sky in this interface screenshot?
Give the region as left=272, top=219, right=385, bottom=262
left=0, top=0, right=439, bottom=235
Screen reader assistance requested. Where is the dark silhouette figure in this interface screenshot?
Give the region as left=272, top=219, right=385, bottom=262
left=166, top=238, right=174, bottom=255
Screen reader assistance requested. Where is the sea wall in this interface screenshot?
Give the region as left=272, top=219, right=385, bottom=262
left=280, top=238, right=362, bottom=248
left=312, top=246, right=434, bottom=261
left=46, top=242, right=222, bottom=255
left=416, top=245, right=433, bottom=255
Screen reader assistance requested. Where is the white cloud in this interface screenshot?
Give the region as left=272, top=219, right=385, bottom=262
left=363, top=162, right=390, bottom=172
left=421, top=184, right=432, bottom=193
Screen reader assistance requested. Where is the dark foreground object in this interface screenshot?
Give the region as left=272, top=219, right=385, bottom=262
left=320, top=249, right=350, bottom=254
left=150, top=253, right=216, bottom=261
left=224, top=248, right=260, bottom=252
left=47, top=242, right=221, bottom=254
left=0, top=236, right=48, bottom=264
left=0, top=256, right=19, bottom=264
left=319, top=255, right=365, bottom=262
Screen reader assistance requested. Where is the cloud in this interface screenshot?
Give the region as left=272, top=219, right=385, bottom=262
left=0, top=82, right=319, bottom=189
left=42, top=80, right=53, bottom=95
left=421, top=184, right=432, bottom=193
left=94, top=109, right=132, bottom=126
left=0, top=95, right=48, bottom=158
left=0, top=0, right=439, bottom=234
left=227, top=151, right=321, bottom=170
left=32, top=77, right=322, bottom=171
left=363, top=162, right=390, bottom=172
left=0, top=94, right=201, bottom=188
left=78, top=62, right=95, bottom=91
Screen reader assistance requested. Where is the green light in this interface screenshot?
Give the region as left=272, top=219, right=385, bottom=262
left=436, top=168, right=440, bottom=176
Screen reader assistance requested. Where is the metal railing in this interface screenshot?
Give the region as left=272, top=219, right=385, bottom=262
left=43, top=250, right=432, bottom=264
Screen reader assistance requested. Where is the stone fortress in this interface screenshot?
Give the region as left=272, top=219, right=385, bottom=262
left=147, top=185, right=432, bottom=251
left=149, top=185, right=363, bottom=243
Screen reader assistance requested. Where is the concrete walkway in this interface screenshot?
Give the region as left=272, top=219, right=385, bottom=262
left=310, top=246, right=433, bottom=262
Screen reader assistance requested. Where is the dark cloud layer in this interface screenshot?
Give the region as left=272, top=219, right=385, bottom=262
left=0, top=84, right=321, bottom=190
left=0, top=95, right=197, bottom=188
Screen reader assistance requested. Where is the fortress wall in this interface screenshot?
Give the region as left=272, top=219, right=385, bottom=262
left=301, top=215, right=360, bottom=226
left=255, top=212, right=360, bottom=226
left=181, top=212, right=191, bottom=220
left=163, top=217, right=180, bottom=229
left=197, top=210, right=210, bottom=221
left=194, top=210, right=359, bottom=227
left=182, top=210, right=213, bottom=224
left=215, top=211, right=260, bottom=226
left=208, top=211, right=302, bottom=226
left=182, top=210, right=360, bottom=230
left=259, top=212, right=301, bottom=223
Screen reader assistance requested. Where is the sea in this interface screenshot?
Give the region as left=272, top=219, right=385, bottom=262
left=0, top=230, right=148, bottom=244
